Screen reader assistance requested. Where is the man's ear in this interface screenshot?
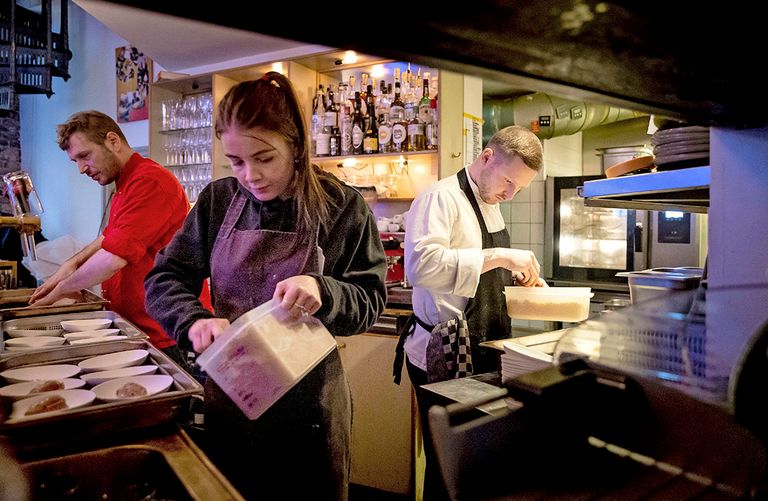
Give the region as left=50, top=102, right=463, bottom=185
left=104, top=131, right=122, bottom=152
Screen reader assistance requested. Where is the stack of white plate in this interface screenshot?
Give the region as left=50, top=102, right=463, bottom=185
left=499, top=341, right=553, bottom=384
left=651, top=125, right=709, bottom=170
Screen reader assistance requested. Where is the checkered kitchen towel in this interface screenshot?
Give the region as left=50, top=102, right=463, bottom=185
left=426, top=314, right=473, bottom=383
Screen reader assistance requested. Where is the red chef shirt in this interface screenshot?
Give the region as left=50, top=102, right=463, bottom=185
left=100, top=153, right=188, bottom=349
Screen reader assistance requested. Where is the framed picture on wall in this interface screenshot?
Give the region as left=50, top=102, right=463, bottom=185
left=115, top=46, right=152, bottom=123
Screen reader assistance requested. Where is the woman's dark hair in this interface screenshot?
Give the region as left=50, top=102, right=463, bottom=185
left=215, top=72, right=342, bottom=237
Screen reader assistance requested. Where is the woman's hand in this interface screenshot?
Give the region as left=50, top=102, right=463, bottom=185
left=273, top=275, right=322, bottom=321
left=188, top=317, right=230, bottom=353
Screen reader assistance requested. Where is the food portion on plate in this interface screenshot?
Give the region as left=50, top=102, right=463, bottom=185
left=8, top=389, right=97, bottom=421
left=0, top=378, right=86, bottom=399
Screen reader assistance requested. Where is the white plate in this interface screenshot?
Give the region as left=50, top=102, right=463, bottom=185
left=0, top=378, right=86, bottom=399
left=80, top=365, right=159, bottom=386
left=4, top=336, right=66, bottom=349
left=77, top=349, right=149, bottom=373
left=60, top=319, right=113, bottom=332
left=6, top=327, right=64, bottom=338
left=68, top=335, right=128, bottom=346
left=1, top=364, right=82, bottom=383
left=9, top=389, right=96, bottom=421
left=92, top=375, right=174, bottom=402
left=63, top=328, right=121, bottom=340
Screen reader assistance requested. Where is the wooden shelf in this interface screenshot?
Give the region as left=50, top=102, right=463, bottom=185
left=311, top=150, right=437, bottom=164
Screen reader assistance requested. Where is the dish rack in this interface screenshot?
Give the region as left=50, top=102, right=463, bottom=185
left=555, top=285, right=729, bottom=404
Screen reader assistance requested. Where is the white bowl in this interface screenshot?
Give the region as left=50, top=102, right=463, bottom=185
left=68, top=335, right=128, bottom=346
left=60, top=319, right=113, bottom=332
left=9, top=389, right=96, bottom=421
left=4, top=336, right=66, bottom=350
left=1, top=364, right=81, bottom=383
left=6, top=327, right=64, bottom=338
left=0, top=378, right=86, bottom=400
left=77, top=349, right=149, bottom=373
left=92, top=374, right=174, bottom=402
left=80, top=365, right=158, bottom=386
left=63, top=328, right=121, bottom=341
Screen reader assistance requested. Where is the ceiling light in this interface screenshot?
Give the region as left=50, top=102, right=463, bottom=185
left=341, top=51, right=358, bottom=65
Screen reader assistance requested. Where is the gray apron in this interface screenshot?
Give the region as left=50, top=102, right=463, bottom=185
left=206, top=190, right=351, bottom=501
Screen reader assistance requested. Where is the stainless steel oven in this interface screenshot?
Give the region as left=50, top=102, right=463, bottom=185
left=545, top=175, right=703, bottom=284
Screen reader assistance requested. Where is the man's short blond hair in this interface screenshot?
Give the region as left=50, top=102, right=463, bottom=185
left=56, top=110, right=128, bottom=150
left=486, top=125, right=543, bottom=172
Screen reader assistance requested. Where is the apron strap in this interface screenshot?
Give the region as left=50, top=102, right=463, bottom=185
left=457, top=169, right=493, bottom=249
left=392, top=313, right=435, bottom=385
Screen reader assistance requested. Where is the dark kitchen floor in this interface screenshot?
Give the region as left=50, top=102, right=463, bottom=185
left=349, top=483, right=409, bottom=501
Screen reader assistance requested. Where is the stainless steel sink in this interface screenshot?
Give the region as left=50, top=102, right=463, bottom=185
left=20, top=430, right=243, bottom=501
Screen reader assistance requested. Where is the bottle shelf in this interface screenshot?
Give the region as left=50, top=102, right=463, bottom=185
left=311, top=149, right=436, bottom=164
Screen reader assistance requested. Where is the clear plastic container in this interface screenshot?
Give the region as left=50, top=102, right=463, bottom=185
left=503, top=286, right=593, bottom=322
left=196, top=299, right=337, bottom=420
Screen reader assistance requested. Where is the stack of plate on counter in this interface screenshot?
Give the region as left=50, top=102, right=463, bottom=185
left=499, top=341, right=553, bottom=384
left=651, top=125, right=710, bottom=170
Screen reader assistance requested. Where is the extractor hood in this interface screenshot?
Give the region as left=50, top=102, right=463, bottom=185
left=577, top=166, right=710, bottom=214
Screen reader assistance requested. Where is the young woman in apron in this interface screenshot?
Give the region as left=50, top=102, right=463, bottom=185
left=145, top=72, right=387, bottom=501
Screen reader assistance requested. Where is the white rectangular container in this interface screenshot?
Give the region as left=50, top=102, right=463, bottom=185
left=503, top=286, right=593, bottom=322
left=196, top=299, right=337, bottom=420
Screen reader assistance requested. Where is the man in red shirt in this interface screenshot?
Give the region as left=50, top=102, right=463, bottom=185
left=30, top=110, right=194, bottom=364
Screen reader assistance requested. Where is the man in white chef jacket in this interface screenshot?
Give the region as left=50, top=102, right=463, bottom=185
left=393, top=125, right=545, bottom=501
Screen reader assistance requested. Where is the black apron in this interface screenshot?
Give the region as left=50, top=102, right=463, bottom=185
left=206, top=190, right=350, bottom=501
left=457, top=168, right=514, bottom=373
left=393, top=169, right=513, bottom=383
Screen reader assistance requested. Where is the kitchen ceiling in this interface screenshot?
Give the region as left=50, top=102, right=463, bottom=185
left=97, top=1, right=768, bottom=128
left=74, top=0, right=533, bottom=99
left=73, top=0, right=313, bottom=72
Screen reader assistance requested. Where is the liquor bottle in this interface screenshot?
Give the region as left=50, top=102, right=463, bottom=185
left=376, top=79, right=391, bottom=124
left=378, top=111, right=392, bottom=153
left=351, top=92, right=365, bottom=155
left=418, top=75, right=432, bottom=124
left=316, top=119, right=331, bottom=157
left=390, top=81, right=408, bottom=153
left=407, top=109, right=426, bottom=151
left=418, top=76, right=433, bottom=151
left=329, top=126, right=341, bottom=157
left=363, top=85, right=379, bottom=154
left=428, top=97, right=439, bottom=150
left=311, top=84, right=326, bottom=156
left=340, top=110, right=353, bottom=156
left=325, top=84, right=339, bottom=130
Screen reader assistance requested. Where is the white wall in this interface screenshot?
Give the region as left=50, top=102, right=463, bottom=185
left=19, top=3, right=146, bottom=245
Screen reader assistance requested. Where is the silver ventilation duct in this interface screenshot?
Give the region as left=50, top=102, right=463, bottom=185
left=483, top=92, right=646, bottom=143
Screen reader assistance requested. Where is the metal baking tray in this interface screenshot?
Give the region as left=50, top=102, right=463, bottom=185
left=0, top=339, right=203, bottom=454
left=1, top=310, right=147, bottom=358
left=0, top=288, right=110, bottom=320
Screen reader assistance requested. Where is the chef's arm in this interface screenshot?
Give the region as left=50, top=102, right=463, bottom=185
left=481, top=248, right=541, bottom=286
left=52, top=249, right=126, bottom=293
left=29, top=242, right=126, bottom=305
left=29, top=235, right=106, bottom=303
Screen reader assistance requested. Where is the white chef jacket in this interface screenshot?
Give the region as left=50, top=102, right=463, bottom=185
left=403, top=166, right=508, bottom=371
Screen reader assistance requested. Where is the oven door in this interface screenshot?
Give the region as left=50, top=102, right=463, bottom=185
left=545, top=175, right=647, bottom=283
